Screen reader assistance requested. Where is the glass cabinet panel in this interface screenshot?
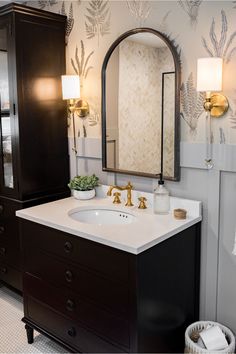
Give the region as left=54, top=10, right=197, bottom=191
left=0, top=26, right=14, bottom=189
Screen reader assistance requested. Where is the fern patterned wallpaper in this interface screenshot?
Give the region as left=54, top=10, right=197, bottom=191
left=25, top=0, right=236, bottom=145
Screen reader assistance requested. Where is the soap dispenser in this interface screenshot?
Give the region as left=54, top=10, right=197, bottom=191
left=153, top=179, right=170, bottom=214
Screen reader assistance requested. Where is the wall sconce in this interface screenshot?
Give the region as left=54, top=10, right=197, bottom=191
left=197, top=57, right=228, bottom=117
left=61, top=75, right=89, bottom=154
left=197, top=57, right=228, bottom=168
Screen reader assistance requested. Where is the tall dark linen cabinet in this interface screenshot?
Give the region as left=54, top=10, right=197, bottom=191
left=0, top=3, right=69, bottom=291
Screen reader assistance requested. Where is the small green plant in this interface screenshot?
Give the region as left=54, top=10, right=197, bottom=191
left=68, top=174, right=99, bottom=191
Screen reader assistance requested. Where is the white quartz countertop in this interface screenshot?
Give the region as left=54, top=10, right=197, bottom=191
left=16, top=186, right=202, bottom=255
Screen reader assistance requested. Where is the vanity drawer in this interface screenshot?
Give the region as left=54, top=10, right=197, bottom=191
left=0, top=239, right=21, bottom=269
left=21, top=219, right=129, bottom=282
left=24, top=273, right=130, bottom=349
left=26, top=296, right=125, bottom=353
left=0, top=223, right=20, bottom=249
left=24, top=248, right=129, bottom=315
left=0, top=261, right=22, bottom=291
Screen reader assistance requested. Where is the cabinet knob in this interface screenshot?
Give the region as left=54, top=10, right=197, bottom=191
left=0, top=247, right=6, bottom=256
left=0, top=267, right=7, bottom=274
left=0, top=226, right=5, bottom=234
left=66, top=299, right=75, bottom=311
left=0, top=205, right=3, bottom=214
left=65, top=270, right=73, bottom=282
left=67, top=327, right=76, bottom=337
left=64, top=241, right=73, bottom=254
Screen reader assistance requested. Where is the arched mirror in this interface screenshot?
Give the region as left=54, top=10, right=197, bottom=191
left=102, top=28, right=180, bottom=180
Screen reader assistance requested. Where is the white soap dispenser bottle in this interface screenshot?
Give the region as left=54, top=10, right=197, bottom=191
left=153, top=180, right=170, bottom=214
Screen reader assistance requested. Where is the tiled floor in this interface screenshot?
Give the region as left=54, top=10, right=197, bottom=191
left=0, top=285, right=66, bottom=353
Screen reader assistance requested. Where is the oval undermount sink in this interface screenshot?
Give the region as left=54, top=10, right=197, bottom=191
left=69, top=208, right=136, bottom=225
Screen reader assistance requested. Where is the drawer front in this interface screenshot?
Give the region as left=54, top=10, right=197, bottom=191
left=0, top=261, right=22, bottom=291
left=26, top=296, right=125, bottom=353
left=24, top=248, right=129, bottom=315
left=24, top=273, right=130, bottom=349
left=0, top=238, right=21, bottom=269
left=0, top=197, right=21, bottom=247
left=21, top=219, right=129, bottom=282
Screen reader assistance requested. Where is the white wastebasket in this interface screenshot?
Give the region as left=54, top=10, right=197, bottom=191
left=185, top=321, right=235, bottom=354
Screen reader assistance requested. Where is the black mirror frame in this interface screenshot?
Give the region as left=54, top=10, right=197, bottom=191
left=101, top=27, right=181, bottom=181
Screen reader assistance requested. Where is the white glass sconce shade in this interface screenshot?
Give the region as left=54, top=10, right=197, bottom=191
left=61, top=75, right=80, bottom=100
left=197, top=57, right=223, bottom=92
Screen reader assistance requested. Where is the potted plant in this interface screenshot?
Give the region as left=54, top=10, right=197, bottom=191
left=68, top=174, right=99, bottom=200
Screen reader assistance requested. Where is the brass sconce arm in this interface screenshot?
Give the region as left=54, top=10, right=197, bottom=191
left=66, top=98, right=90, bottom=155
left=203, top=91, right=228, bottom=117
left=75, top=99, right=90, bottom=118
left=68, top=99, right=90, bottom=117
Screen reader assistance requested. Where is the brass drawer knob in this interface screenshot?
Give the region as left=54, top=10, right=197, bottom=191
left=0, top=226, right=5, bottom=234
left=67, top=327, right=76, bottom=337
left=0, top=266, right=7, bottom=274
left=66, top=299, right=75, bottom=311
left=65, top=270, right=73, bottom=282
left=138, top=197, right=147, bottom=209
left=113, top=192, right=121, bottom=204
left=64, top=241, right=73, bottom=254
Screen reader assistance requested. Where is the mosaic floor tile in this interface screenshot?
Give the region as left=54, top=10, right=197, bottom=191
left=0, top=286, right=67, bottom=353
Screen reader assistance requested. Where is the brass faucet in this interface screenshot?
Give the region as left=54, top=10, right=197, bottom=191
left=107, top=182, right=134, bottom=206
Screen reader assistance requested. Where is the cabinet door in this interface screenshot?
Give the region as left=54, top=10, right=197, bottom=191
left=14, top=12, right=69, bottom=200
left=0, top=18, right=18, bottom=198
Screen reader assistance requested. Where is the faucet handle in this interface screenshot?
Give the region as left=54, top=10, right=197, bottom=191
left=113, top=192, right=121, bottom=204
left=138, top=197, right=147, bottom=209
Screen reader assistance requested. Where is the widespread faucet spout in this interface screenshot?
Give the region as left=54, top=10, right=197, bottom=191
left=107, top=182, right=133, bottom=206
left=107, top=185, right=118, bottom=196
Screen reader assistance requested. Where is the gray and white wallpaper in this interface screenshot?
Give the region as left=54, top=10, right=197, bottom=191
left=24, top=0, right=236, bottom=145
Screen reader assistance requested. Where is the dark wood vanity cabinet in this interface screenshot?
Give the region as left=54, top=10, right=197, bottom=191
left=0, top=4, right=69, bottom=291
left=20, top=219, right=201, bottom=353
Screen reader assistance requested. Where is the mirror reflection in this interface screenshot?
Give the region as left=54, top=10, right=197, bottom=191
left=103, top=29, right=179, bottom=179
left=0, top=27, right=14, bottom=188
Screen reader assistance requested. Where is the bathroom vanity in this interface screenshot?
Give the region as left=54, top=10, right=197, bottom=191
left=17, top=187, right=202, bottom=353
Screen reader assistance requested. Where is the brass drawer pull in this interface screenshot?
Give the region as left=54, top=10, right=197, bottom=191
left=67, top=327, right=76, bottom=337
left=0, top=205, right=3, bottom=214
left=65, top=270, right=73, bottom=282
left=0, top=247, right=6, bottom=256
left=0, top=266, right=7, bottom=274
left=64, top=241, right=73, bottom=254
left=0, top=226, right=5, bottom=234
left=66, top=299, right=75, bottom=312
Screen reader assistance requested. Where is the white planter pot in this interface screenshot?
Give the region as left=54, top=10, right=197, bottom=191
left=73, top=189, right=96, bottom=200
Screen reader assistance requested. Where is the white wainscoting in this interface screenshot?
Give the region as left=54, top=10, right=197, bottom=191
left=68, top=137, right=236, bottom=332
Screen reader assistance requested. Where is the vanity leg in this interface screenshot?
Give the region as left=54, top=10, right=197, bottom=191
left=25, top=324, right=34, bottom=344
